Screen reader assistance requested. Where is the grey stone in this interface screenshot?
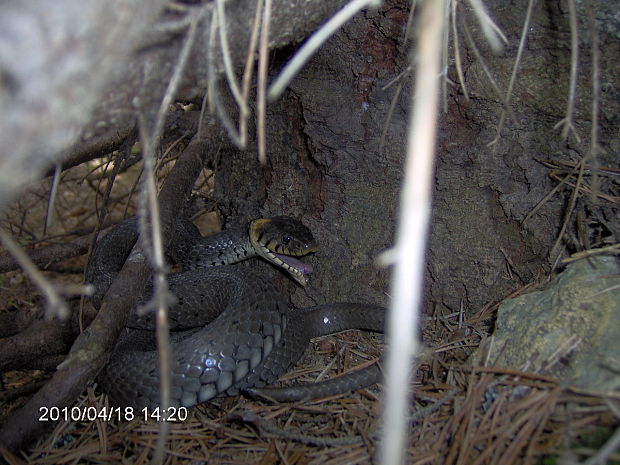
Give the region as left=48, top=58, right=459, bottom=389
left=474, top=255, right=620, bottom=392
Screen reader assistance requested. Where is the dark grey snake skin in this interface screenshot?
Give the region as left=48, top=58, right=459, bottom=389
left=88, top=217, right=385, bottom=409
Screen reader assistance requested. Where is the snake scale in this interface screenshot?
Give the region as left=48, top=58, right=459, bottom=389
left=88, top=216, right=385, bottom=409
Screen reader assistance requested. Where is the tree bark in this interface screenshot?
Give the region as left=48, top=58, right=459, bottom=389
left=0, top=0, right=349, bottom=214
left=214, top=0, right=620, bottom=315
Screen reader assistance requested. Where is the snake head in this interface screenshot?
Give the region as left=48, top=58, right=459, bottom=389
left=249, top=216, right=318, bottom=286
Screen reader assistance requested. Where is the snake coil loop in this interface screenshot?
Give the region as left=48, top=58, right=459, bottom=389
left=89, top=216, right=385, bottom=408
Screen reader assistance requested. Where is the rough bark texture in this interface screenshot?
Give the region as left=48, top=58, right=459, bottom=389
left=216, top=0, right=619, bottom=316
left=0, top=0, right=349, bottom=213
left=3, top=1, right=615, bottom=321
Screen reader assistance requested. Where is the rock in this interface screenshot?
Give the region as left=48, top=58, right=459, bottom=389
left=474, top=255, right=620, bottom=392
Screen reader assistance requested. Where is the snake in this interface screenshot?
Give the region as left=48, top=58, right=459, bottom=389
left=87, top=216, right=385, bottom=409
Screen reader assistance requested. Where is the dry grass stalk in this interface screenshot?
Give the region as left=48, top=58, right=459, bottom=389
left=257, top=0, right=272, bottom=165
left=487, top=0, right=534, bottom=148
left=135, top=11, right=205, bottom=463
left=379, top=1, right=445, bottom=463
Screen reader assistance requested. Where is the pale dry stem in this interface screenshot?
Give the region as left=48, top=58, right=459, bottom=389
left=205, top=9, right=244, bottom=148
left=136, top=10, right=203, bottom=464
left=44, top=164, right=62, bottom=234
left=549, top=157, right=586, bottom=267
left=403, top=0, right=418, bottom=44
left=268, top=0, right=382, bottom=102
left=441, top=0, right=450, bottom=114
left=587, top=5, right=602, bottom=205
left=378, top=1, right=444, bottom=464
left=461, top=17, right=504, bottom=100
left=487, top=0, right=534, bottom=148
left=379, top=81, right=405, bottom=153
left=451, top=0, right=469, bottom=101
left=238, top=0, right=264, bottom=149
left=553, top=0, right=581, bottom=144
left=215, top=0, right=250, bottom=120
left=258, top=0, right=272, bottom=165
left=466, top=0, right=507, bottom=52
left=0, top=229, right=69, bottom=319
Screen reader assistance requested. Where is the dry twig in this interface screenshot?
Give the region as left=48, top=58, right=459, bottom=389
left=378, top=1, right=444, bottom=464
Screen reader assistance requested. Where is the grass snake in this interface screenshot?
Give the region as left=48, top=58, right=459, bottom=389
left=88, top=216, right=385, bottom=409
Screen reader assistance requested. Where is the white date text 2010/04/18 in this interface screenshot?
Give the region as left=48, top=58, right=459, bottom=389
left=38, top=405, right=189, bottom=422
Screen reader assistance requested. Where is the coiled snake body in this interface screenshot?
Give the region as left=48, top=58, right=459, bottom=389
left=88, top=216, right=384, bottom=409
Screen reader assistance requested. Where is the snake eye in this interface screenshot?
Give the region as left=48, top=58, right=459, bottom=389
left=282, top=235, right=292, bottom=245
